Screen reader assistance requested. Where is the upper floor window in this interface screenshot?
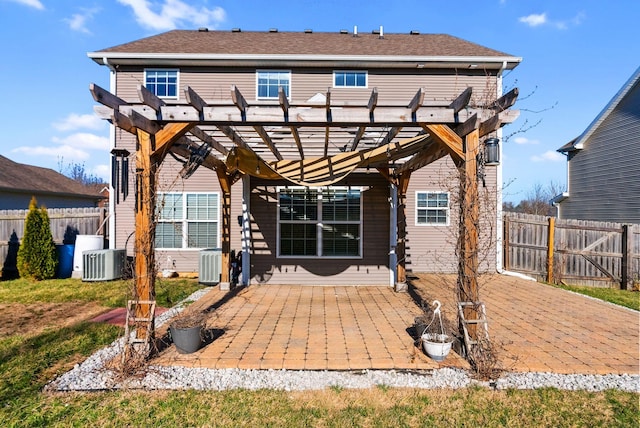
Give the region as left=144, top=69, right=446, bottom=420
left=257, top=70, right=290, bottom=99
left=334, top=71, right=367, bottom=88
left=156, top=192, right=219, bottom=249
left=416, top=192, right=450, bottom=226
left=145, top=69, right=178, bottom=99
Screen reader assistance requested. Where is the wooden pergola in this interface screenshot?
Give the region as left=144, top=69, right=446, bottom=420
left=90, top=82, right=519, bottom=349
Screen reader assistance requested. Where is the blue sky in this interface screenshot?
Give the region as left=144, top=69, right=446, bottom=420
left=0, top=0, right=637, bottom=203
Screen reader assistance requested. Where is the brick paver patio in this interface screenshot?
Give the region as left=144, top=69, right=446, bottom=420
left=153, top=285, right=469, bottom=371
left=153, top=274, right=639, bottom=375
left=412, top=274, right=639, bottom=375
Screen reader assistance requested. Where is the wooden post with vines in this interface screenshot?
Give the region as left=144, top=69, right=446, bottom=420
left=457, top=129, right=481, bottom=339
left=134, top=129, right=158, bottom=341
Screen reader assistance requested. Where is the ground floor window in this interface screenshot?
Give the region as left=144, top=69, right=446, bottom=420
left=416, top=191, right=450, bottom=225
left=278, top=187, right=362, bottom=257
left=156, top=193, right=219, bottom=249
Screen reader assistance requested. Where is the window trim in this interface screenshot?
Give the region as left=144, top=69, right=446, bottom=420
left=144, top=68, right=179, bottom=100
left=156, top=191, right=220, bottom=250
left=333, top=70, right=368, bottom=88
left=256, top=69, right=292, bottom=100
left=276, top=186, right=363, bottom=259
left=415, top=191, right=450, bottom=227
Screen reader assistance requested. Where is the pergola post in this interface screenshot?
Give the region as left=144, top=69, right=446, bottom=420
left=217, top=170, right=232, bottom=288
left=457, top=129, right=481, bottom=339
left=133, top=129, right=158, bottom=341
left=396, top=172, right=412, bottom=289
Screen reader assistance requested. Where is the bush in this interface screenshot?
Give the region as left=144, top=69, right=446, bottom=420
left=17, top=197, right=58, bottom=280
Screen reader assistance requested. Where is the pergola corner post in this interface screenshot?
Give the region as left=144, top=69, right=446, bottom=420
left=217, top=169, right=232, bottom=289
left=457, top=129, right=481, bottom=341
left=133, top=129, right=159, bottom=348
left=395, top=172, right=412, bottom=292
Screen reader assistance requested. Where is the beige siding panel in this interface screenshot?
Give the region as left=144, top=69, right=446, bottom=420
left=406, top=156, right=498, bottom=274
left=249, top=175, right=390, bottom=285
left=114, top=67, right=497, bottom=105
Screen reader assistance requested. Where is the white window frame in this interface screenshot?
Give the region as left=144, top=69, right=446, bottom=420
left=415, top=191, right=450, bottom=226
left=256, top=70, right=291, bottom=100
left=277, top=186, right=363, bottom=259
left=333, top=70, right=368, bottom=88
left=144, top=69, right=179, bottom=100
left=156, top=192, right=220, bottom=250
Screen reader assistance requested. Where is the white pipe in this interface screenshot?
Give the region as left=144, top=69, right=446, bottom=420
left=241, top=175, right=251, bottom=286
left=104, top=57, right=117, bottom=250
left=495, top=60, right=507, bottom=271
left=389, top=182, right=398, bottom=287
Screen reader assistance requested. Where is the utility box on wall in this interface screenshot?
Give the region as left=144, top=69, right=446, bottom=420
left=199, top=248, right=222, bottom=285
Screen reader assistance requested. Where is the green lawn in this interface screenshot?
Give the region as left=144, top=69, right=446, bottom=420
left=0, top=277, right=638, bottom=427
left=551, top=283, right=640, bottom=311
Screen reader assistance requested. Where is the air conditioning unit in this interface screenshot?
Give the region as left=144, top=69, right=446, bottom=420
left=199, top=248, right=222, bottom=285
left=82, top=249, right=126, bottom=281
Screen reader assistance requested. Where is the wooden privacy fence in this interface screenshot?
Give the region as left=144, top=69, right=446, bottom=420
left=0, top=207, right=107, bottom=266
left=503, top=212, right=640, bottom=289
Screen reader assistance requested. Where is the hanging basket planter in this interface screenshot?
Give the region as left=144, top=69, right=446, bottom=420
left=419, top=300, right=453, bottom=362
left=421, top=333, right=453, bottom=361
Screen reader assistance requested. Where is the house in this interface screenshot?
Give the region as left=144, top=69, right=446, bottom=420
left=88, top=28, right=521, bottom=287
left=554, top=67, right=640, bottom=223
left=0, top=155, right=104, bottom=210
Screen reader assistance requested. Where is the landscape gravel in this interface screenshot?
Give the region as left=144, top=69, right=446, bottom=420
left=46, top=288, right=640, bottom=393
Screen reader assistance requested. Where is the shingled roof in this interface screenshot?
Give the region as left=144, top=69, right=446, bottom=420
left=90, top=29, right=520, bottom=69
left=0, top=155, right=102, bottom=199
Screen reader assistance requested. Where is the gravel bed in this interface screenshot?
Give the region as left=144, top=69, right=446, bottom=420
left=45, top=289, right=640, bottom=393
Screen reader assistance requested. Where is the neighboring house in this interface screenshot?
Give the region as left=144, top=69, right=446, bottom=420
left=554, top=67, right=640, bottom=223
left=88, top=28, right=520, bottom=286
left=0, top=155, right=104, bottom=210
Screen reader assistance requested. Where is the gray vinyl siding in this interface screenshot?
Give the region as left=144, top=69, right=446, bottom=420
left=406, top=158, right=499, bottom=273
left=111, top=65, right=500, bottom=277
left=559, top=83, right=640, bottom=222
left=115, top=66, right=496, bottom=104
left=249, top=175, right=390, bottom=285
left=112, top=135, right=243, bottom=272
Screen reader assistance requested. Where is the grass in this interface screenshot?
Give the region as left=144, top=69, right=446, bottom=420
left=0, top=277, right=637, bottom=427
left=551, top=283, right=640, bottom=311
left=0, top=277, right=203, bottom=308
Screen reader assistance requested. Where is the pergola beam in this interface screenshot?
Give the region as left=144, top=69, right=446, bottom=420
left=422, top=124, right=465, bottom=164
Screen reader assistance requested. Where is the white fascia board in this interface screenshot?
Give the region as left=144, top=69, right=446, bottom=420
left=88, top=52, right=522, bottom=69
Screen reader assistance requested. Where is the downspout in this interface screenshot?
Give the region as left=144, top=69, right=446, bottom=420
left=495, top=61, right=506, bottom=272
left=389, top=181, right=398, bottom=287
left=494, top=63, right=536, bottom=283
left=104, top=57, right=117, bottom=250
left=241, top=175, right=251, bottom=285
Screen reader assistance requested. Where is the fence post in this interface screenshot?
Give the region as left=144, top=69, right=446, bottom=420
left=503, top=215, right=510, bottom=270
left=621, top=224, right=631, bottom=290
left=546, top=217, right=555, bottom=284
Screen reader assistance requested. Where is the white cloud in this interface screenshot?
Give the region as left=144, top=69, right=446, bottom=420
left=92, top=164, right=111, bottom=181
left=531, top=150, right=564, bottom=162
left=117, top=0, right=226, bottom=31
left=53, top=113, right=105, bottom=131
left=4, top=0, right=44, bottom=10
left=51, top=133, right=110, bottom=150
left=519, top=11, right=586, bottom=30
left=513, top=136, right=539, bottom=145
left=12, top=145, right=90, bottom=161
left=64, top=7, right=99, bottom=34
left=519, top=13, right=547, bottom=27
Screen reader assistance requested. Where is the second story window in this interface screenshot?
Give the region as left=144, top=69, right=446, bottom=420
left=145, top=69, right=178, bottom=98
left=334, top=71, right=367, bottom=88
left=257, top=70, right=290, bottom=99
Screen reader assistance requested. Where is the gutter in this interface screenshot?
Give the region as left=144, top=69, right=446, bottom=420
left=88, top=52, right=522, bottom=69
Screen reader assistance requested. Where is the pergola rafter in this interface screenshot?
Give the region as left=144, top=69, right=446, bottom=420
left=90, top=82, right=519, bottom=355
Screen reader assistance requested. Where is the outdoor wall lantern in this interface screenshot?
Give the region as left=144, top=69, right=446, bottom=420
left=483, top=137, right=500, bottom=166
